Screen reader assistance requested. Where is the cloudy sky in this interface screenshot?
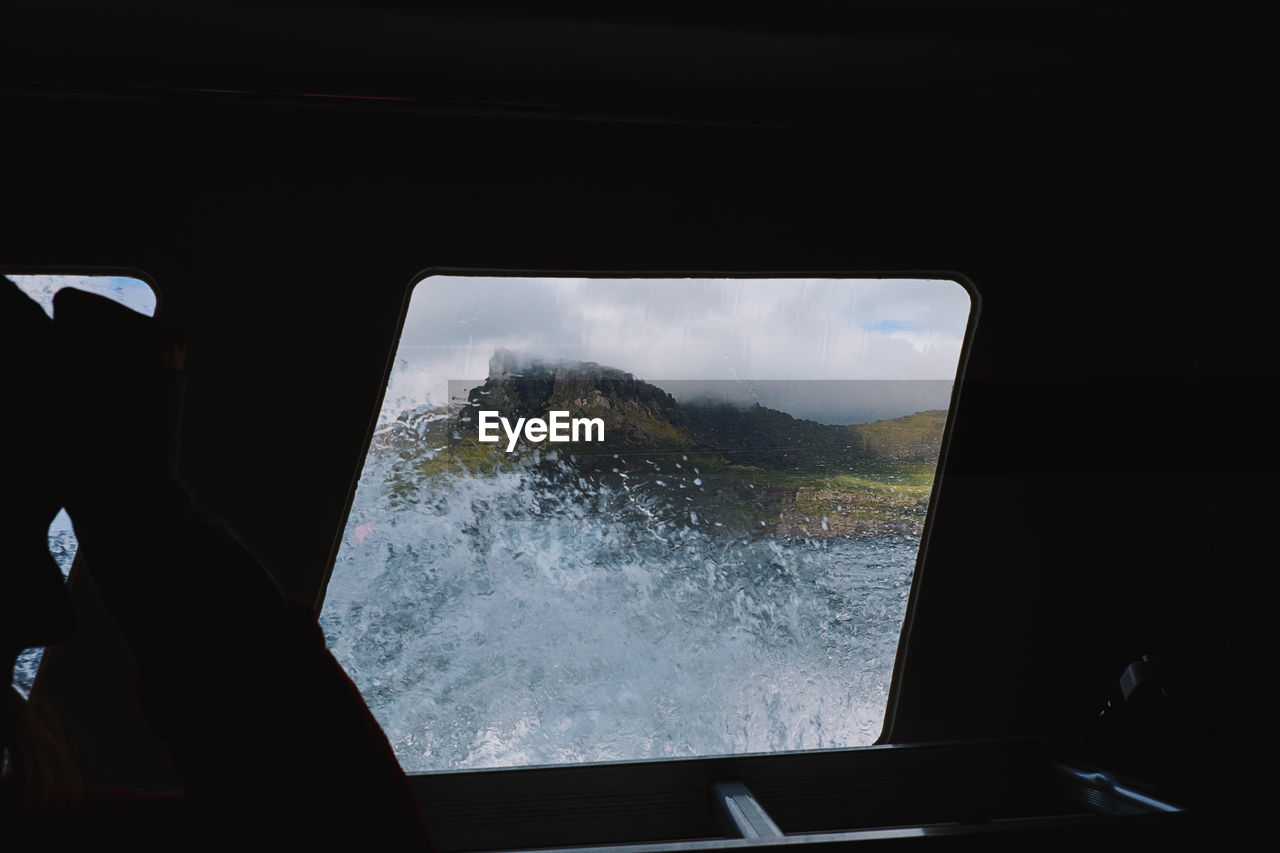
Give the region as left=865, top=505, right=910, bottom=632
left=386, top=276, right=971, bottom=425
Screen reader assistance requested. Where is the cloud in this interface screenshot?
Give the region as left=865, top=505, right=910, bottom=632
left=383, top=276, right=971, bottom=423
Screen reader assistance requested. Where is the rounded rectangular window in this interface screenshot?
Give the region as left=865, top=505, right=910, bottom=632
left=322, top=274, right=974, bottom=772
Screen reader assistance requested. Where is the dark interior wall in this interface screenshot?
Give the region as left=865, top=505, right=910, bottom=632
left=1, top=74, right=1243, bottom=790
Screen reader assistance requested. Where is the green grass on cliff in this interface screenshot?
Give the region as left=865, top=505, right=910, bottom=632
left=846, top=409, right=948, bottom=463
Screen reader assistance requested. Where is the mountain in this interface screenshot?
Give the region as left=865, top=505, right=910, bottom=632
left=459, top=350, right=696, bottom=455
left=374, top=351, right=947, bottom=537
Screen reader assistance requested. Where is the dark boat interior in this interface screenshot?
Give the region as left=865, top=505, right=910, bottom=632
left=2, top=1, right=1251, bottom=848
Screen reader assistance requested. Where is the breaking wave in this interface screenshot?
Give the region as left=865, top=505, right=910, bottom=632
left=321, top=454, right=918, bottom=772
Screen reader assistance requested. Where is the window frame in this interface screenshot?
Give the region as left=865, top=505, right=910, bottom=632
left=320, top=267, right=983, bottom=849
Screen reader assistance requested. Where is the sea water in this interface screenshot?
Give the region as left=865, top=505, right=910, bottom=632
left=321, top=454, right=919, bottom=772
left=11, top=512, right=78, bottom=697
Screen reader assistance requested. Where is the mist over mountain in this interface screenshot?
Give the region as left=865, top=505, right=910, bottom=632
left=652, top=379, right=954, bottom=426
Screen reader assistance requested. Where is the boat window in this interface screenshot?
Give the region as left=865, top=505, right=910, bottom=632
left=6, top=273, right=157, bottom=696
left=322, top=274, right=972, bottom=772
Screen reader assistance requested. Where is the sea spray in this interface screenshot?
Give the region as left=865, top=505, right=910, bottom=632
left=321, top=451, right=919, bottom=772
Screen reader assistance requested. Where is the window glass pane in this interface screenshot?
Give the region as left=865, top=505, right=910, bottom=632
left=6, top=274, right=157, bottom=697
left=8, top=274, right=157, bottom=318
left=322, top=276, right=971, bottom=771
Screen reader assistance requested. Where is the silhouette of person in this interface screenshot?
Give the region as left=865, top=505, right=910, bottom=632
left=2, top=277, right=432, bottom=848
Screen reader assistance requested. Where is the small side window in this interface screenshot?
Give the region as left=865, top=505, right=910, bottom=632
left=322, top=274, right=973, bottom=772
left=5, top=273, right=157, bottom=696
